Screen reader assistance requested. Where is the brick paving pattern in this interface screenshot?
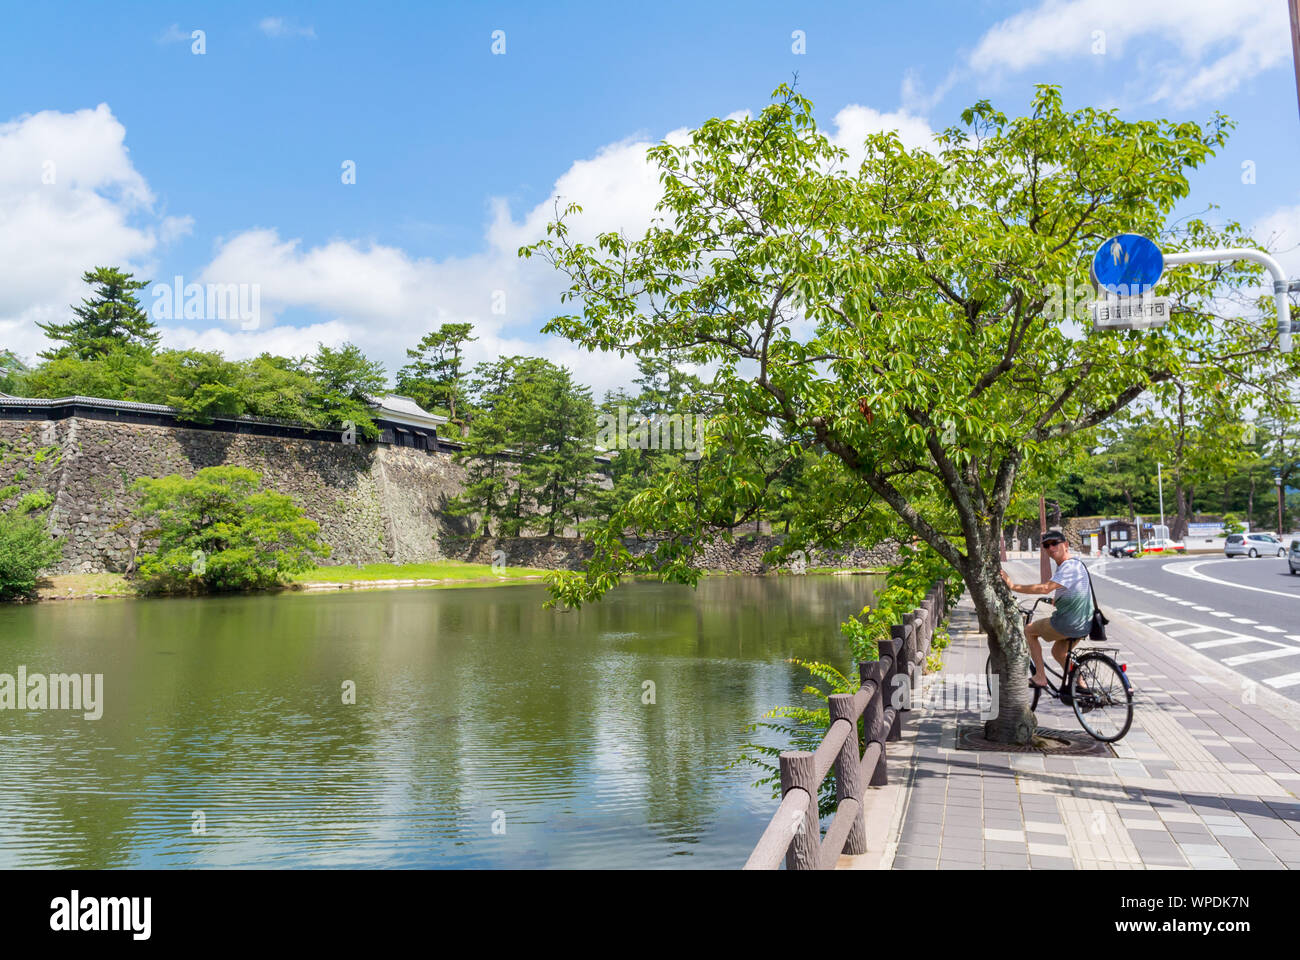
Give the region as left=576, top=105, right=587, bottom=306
left=889, top=564, right=1300, bottom=870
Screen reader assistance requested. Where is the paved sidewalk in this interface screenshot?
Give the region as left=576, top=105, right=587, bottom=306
left=886, top=562, right=1300, bottom=870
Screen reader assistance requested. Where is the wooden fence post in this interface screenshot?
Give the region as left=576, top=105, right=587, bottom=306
left=891, top=622, right=912, bottom=712
left=828, top=693, right=867, bottom=856
left=779, top=751, right=821, bottom=870
left=878, top=633, right=903, bottom=742
left=861, top=659, right=889, bottom=786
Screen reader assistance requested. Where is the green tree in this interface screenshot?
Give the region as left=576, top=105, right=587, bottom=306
left=523, top=84, right=1283, bottom=743
left=0, top=486, right=64, bottom=600
left=0, top=350, right=28, bottom=394
left=20, top=347, right=142, bottom=401
left=131, top=466, right=329, bottom=593
left=517, top=361, right=597, bottom=536
left=449, top=358, right=520, bottom=535
left=131, top=349, right=245, bottom=422
left=449, top=357, right=598, bottom=536
left=237, top=354, right=326, bottom=425
left=302, top=342, right=387, bottom=439
left=38, top=267, right=160, bottom=360
left=396, top=322, right=477, bottom=422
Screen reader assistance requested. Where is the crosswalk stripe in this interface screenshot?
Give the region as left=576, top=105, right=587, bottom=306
left=1231, top=618, right=1259, bottom=625
left=1223, top=647, right=1300, bottom=666
left=1192, top=636, right=1268, bottom=650
left=1193, top=606, right=1212, bottom=611
left=1264, top=672, right=1300, bottom=689
left=1210, top=612, right=1234, bottom=618
left=1254, top=625, right=1286, bottom=634
left=1145, top=619, right=1180, bottom=628
left=1168, top=626, right=1217, bottom=637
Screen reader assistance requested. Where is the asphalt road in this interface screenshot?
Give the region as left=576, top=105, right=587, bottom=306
left=1082, top=551, right=1300, bottom=703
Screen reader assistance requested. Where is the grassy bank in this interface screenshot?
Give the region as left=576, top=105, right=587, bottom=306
left=291, top=560, right=550, bottom=588
left=23, top=560, right=549, bottom=602
left=36, top=573, right=134, bottom=601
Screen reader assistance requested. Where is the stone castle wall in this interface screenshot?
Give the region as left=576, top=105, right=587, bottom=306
left=0, top=416, right=899, bottom=574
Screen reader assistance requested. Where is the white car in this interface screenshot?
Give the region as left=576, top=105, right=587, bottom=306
left=1225, top=533, right=1286, bottom=558
left=1139, top=537, right=1185, bottom=554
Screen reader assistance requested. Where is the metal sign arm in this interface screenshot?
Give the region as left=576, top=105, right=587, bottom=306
left=1162, top=247, right=1293, bottom=353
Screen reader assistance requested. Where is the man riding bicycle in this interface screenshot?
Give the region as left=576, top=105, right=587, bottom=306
left=999, top=530, right=1094, bottom=695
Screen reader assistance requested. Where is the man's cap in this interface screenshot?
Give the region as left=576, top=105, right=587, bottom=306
left=1041, top=530, right=1067, bottom=546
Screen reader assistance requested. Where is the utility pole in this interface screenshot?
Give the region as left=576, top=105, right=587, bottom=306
left=1278, top=476, right=1286, bottom=536
left=1039, top=495, right=1051, bottom=580
left=1157, top=462, right=1165, bottom=531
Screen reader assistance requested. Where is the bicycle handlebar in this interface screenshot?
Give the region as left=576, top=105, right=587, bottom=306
left=1019, top=596, right=1054, bottom=621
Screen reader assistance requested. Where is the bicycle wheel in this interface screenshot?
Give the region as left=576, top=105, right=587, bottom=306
left=1070, top=652, right=1133, bottom=742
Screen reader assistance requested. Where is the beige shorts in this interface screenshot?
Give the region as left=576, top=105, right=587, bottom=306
left=1029, top=617, right=1071, bottom=644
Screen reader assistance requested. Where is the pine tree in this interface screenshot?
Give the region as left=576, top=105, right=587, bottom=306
left=39, top=267, right=160, bottom=360
left=396, top=323, right=477, bottom=422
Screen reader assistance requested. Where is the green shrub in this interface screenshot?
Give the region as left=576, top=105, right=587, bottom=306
left=0, top=496, right=64, bottom=600
left=131, top=466, right=330, bottom=593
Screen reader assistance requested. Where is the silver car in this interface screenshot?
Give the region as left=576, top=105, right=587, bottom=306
left=1225, top=532, right=1286, bottom=558
left=1289, top=540, right=1300, bottom=575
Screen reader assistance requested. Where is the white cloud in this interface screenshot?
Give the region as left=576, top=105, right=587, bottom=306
left=0, top=104, right=177, bottom=362
left=966, top=0, right=1290, bottom=108
left=156, top=24, right=189, bottom=45
left=829, top=104, right=936, bottom=166
left=186, top=103, right=937, bottom=397
left=259, top=17, right=316, bottom=39
left=0, top=98, right=932, bottom=399
left=1252, top=203, right=1300, bottom=288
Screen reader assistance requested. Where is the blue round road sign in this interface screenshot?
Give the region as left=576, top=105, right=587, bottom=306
left=1091, top=234, right=1164, bottom=295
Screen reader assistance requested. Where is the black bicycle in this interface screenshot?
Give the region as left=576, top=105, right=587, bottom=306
left=984, top=597, right=1134, bottom=742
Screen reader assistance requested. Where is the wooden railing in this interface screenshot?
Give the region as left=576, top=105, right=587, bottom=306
left=743, top=579, right=949, bottom=870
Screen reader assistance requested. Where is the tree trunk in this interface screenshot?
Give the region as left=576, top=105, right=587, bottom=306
left=1249, top=478, right=1256, bottom=528
left=966, top=543, right=1037, bottom=745
left=1170, top=484, right=1188, bottom=541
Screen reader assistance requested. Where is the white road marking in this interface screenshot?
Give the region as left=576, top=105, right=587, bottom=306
left=1210, top=612, right=1234, bottom=618
left=1168, top=626, right=1216, bottom=637
left=1264, top=672, right=1300, bottom=689
left=1230, top=618, right=1258, bottom=625
left=1191, top=637, right=1269, bottom=650
left=1223, top=647, right=1300, bottom=666
left=1165, top=558, right=1300, bottom=602
left=1193, top=605, right=1212, bottom=611
left=1146, top=619, right=1180, bottom=628
left=1254, top=625, right=1286, bottom=634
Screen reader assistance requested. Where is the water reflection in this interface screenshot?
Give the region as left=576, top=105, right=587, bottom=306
left=0, top=574, right=879, bottom=868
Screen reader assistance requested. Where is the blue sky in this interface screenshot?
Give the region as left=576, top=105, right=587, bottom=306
left=1, top=0, right=1297, bottom=397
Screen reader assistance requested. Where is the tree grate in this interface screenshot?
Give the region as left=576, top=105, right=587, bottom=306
left=955, top=722, right=1115, bottom=756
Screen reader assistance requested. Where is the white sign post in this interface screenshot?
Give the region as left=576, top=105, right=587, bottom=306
left=1162, top=247, right=1294, bottom=353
